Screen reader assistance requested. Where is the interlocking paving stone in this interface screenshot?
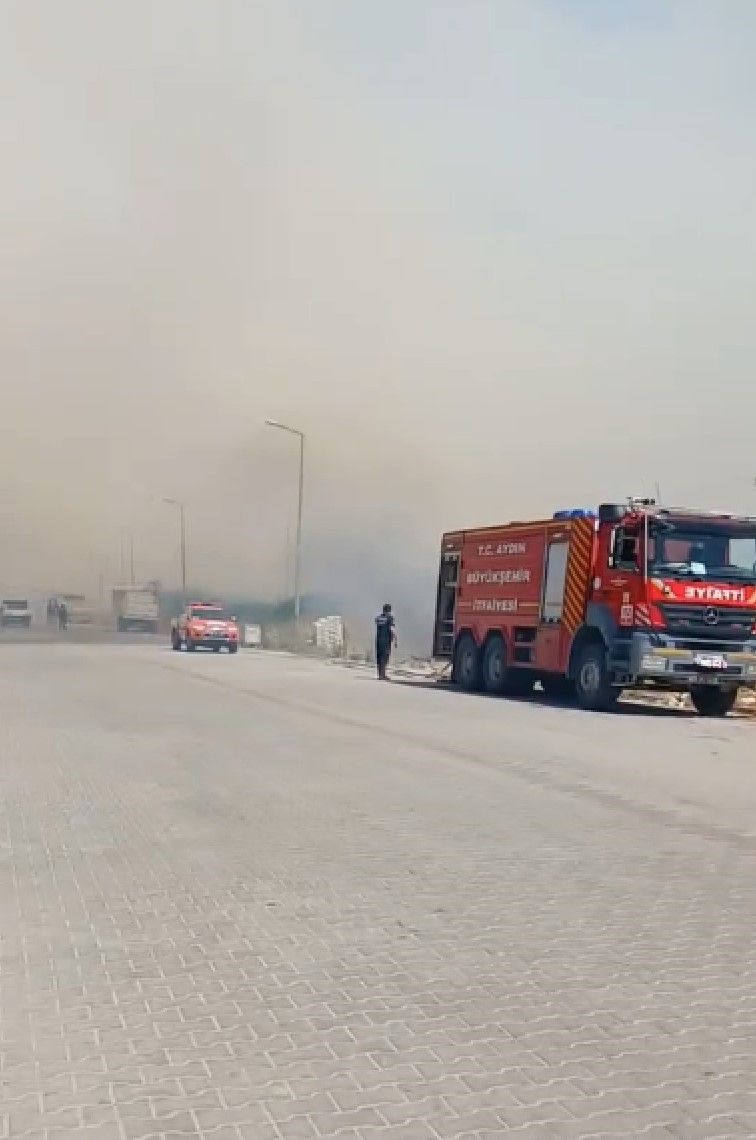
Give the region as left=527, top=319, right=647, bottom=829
left=0, top=643, right=755, bottom=1139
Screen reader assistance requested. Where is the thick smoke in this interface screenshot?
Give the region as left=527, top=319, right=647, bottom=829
left=1, top=1, right=755, bottom=649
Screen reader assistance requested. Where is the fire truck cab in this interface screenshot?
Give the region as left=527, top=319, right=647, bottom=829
left=432, top=499, right=756, bottom=716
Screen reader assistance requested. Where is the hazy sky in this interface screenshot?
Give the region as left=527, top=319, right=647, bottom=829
left=1, top=0, right=755, bottom=632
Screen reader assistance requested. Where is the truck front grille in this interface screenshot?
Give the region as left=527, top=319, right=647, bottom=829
left=659, top=603, right=754, bottom=642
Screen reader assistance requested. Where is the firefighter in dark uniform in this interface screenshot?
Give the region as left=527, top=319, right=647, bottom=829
left=375, top=603, right=396, bottom=680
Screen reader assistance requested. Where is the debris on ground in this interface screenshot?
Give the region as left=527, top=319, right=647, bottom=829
left=328, top=655, right=756, bottom=717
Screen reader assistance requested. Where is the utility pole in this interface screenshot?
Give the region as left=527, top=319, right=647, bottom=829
left=295, top=429, right=304, bottom=621
left=284, top=523, right=292, bottom=603
left=163, top=499, right=187, bottom=598
left=180, top=507, right=186, bottom=597
left=265, top=420, right=305, bottom=623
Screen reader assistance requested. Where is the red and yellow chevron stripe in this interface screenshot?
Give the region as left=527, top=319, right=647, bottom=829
left=562, top=516, right=595, bottom=634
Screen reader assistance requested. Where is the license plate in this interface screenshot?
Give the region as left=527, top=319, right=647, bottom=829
left=693, top=653, right=726, bottom=670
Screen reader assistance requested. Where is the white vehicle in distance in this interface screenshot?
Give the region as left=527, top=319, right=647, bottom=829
left=0, top=598, right=33, bottom=627
left=113, top=585, right=160, bottom=633
left=46, top=594, right=93, bottom=626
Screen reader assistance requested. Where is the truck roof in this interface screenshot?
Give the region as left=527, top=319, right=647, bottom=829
left=651, top=507, right=756, bottom=525
left=443, top=504, right=756, bottom=544
left=442, top=515, right=585, bottom=547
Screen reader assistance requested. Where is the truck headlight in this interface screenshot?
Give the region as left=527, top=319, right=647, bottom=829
left=641, top=654, right=668, bottom=673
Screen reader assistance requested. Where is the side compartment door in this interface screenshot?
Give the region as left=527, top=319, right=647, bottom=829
left=535, top=538, right=570, bottom=671
left=432, top=551, right=460, bottom=658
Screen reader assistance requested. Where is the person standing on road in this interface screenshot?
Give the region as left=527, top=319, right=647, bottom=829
left=57, top=600, right=68, bottom=631
left=375, top=603, right=396, bottom=680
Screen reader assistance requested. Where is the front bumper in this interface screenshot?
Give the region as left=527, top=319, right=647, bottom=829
left=190, top=632, right=237, bottom=647
left=630, top=632, right=756, bottom=687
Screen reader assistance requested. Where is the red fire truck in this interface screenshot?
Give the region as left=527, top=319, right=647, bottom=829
left=432, top=500, right=756, bottom=716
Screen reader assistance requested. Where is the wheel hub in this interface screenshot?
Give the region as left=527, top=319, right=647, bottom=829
left=580, top=659, right=600, bottom=694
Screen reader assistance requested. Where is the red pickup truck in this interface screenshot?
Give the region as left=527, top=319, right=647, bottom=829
left=171, top=602, right=240, bottom=654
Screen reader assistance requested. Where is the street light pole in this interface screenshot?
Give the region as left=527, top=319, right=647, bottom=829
left=294, top=429, right=304, bottom=621
left=265, top=420, right=305, bottom=622
left=179, top=505, right=186, bottom=597
left=163, top=499, right=187, bottom=598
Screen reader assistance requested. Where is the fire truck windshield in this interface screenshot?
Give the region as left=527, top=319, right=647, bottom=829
left=648, top=520, right=756, bottom=584
left=190, top=607, right=229, bottom=621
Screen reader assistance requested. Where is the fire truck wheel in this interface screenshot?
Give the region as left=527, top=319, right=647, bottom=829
left=454, top=634, right=482, bottom=691
left=573, top=639, right=618, bottom=712
left=171, top=631, right=181, bottom=651
left=690, top=686, right=737, bottom=717
left=481, top=636, right=510, bottom=695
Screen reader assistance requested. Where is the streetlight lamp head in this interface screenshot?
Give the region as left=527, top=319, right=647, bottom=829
left=265, top=419, right=304, bottom=439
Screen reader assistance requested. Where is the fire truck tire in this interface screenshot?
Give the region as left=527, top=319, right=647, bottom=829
left=573, top=639, right=618, bottom=712
left=481, top=635, right=509, bottom=695
left=171, top=630, right=181, bottom=651
left=228, top=644, right=239, bottom=654
left=454, top=634, right=482, bottom=691
left=690, top=686, right=737, bottom=717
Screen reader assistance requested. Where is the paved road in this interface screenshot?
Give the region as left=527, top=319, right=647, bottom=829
left=0, top=626, right=165, bottom=646
left=1, top=643, right=756, bottom=1140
